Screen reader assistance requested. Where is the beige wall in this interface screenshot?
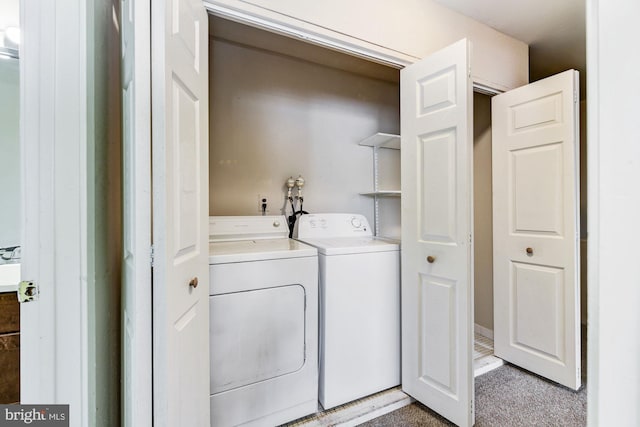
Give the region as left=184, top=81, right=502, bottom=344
left=209, top=35, right=400, bottom=228
left=205, top=0, right=528, bottom=91
left=473, top=93, right=493, bottom=331
left=580, top=100, right=587, bottom=325
left=87, top=0, right=122, bottom=425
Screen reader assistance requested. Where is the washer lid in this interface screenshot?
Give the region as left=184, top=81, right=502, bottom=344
left=209, top=238, right=317, bottom=264
left=296, top=236, right=399, bottom=256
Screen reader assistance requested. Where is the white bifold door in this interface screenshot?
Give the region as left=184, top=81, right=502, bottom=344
left=401, top=39, right=474, bottom=427
left=492, top=70, right=581, bottom=390
left=401, top=40, right=580, bottom=426
left=151, top=0, right=210, bottom=425
left=122, top=0, right=210, bottom=426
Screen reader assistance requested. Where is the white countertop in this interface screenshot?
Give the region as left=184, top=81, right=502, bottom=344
left=0, top=263, right=20, bottom=293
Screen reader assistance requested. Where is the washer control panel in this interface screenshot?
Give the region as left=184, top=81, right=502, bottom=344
left=294, top=213, right=372, bottom=238
left=350, top=217, right=362, bottom=229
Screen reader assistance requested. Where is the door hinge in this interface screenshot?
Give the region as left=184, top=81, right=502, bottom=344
left=574, top=91, right=578, bottom=103
left=150, top=244, right=155, bottom=267
left=18, top=280, right=38, bottom=303
left=471, top=399, right=474, bottom=414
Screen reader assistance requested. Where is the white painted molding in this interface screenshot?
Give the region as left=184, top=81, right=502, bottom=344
left=585, top=1, right=600, bottom=420
left=203, top=0, right=510, bottom=96
left=203, top=0, right=418, bottom=68
left=474, top=323, right=493, bottom=340
left=21, top=0, right=89, bottom=425
left=293, top=388, right=413, bottom=427
left=121, top=0, right=153, bottom=425
left=587, top=0, right=640, bottom=425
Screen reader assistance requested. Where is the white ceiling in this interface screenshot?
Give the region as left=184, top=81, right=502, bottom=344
left=433, top=0, right=586, bottom=95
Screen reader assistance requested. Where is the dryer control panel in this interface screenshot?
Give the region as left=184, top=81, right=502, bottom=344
left=209, top=215, right=288, bottom=242
left=294, top=213, right=372, bottom=238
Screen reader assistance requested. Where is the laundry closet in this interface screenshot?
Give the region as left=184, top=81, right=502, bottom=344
left=206, top=16, right=404, bottom=426
left=207, top=14, right=506, bottom=366
left=209, top=9, right=466, bottom=409
left=204, top=14, right=582, bottom=427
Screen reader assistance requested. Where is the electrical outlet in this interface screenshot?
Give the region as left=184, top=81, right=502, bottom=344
left=257, top=194, right=270, bottom=215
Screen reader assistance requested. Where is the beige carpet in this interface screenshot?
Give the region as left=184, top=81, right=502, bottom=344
left=360, top=363, right=587, bottom=426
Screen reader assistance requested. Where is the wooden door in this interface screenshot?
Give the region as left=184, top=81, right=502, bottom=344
left=492, top=70, right=581, bottom=390
left=401, top=39, right=474, bottom=427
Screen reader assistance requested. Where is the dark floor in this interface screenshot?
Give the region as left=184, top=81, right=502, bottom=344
left=361, top=362, right=587, bottom=426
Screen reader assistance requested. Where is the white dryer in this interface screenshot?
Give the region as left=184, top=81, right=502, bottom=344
left=294, top=213, right=400, bottom=410
left=209, top=215, right=318, bottom=427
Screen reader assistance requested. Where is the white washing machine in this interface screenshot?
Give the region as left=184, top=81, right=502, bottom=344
left=208, top=215, right=318, bottom=427
left=294, top=213, right=400, bottom=410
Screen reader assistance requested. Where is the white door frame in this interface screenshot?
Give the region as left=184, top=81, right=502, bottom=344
left=20, top=0, right=89, bottom=425
left=121, top=0, right=153, bottom=425
left=203, top=0, right=503, bottom=98
left=586, top=0, right=640, bottom=425
left=202, top=0, right=417, bottom=68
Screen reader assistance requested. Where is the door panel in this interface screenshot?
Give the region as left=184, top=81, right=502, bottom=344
left=121, top=0, right=152, bottom=424
left=152, top=0, right=210, bottom=425
left=172, top=77, right=200, bottom=257
left=420, top=130, right=457, bottom=242
left=493, top=70, right=580, bottom=390
left=401, top=39, right=473, bottom=427
left=419, top=274, right=457, bottom=392
left=511, top=262, right=564, bottom=359
left=511, top=143, right=563, bottom=234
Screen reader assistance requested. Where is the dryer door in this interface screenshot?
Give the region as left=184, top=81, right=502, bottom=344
left=210, top=284, right=306, bottom=393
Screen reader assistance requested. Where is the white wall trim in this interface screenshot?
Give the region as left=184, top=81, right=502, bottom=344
left=474, top=323, right=493, bottom=340
left=585, top=2, right=600, bottom=424
left=21, top=0, right=89, bottom=425
left=203, top=0, right=508, bottom=97
left=203, top=0, right=418, bottom=69
left=122, top=0, right=153, bottom=424
left=587, top=0, right=640, bottom=425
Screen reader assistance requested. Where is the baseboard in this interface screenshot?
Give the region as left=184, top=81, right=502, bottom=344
left=338, top=394, right=414, bottom=427
left=475, top=323, right=493, bottom=340
left=285, top=387, right=413, bottom=427
left=474, top=355, right=504, bottom=377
